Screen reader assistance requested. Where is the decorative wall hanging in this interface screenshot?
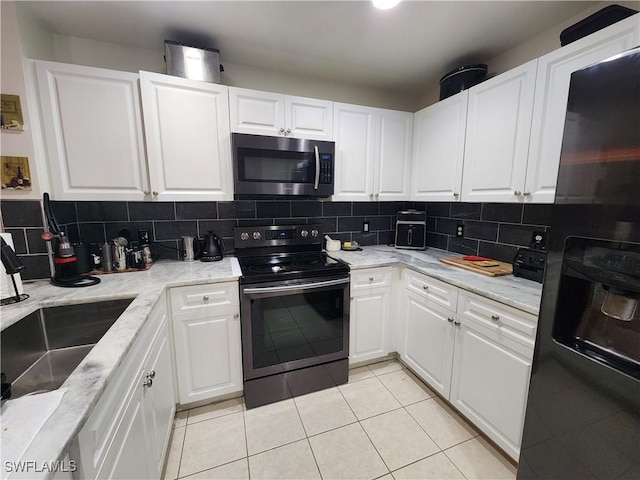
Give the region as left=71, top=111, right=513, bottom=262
left=1, top=156, right=32, bottom=190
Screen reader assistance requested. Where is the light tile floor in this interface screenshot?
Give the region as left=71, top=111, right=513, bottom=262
left=163, top=360, right=517, bottom=480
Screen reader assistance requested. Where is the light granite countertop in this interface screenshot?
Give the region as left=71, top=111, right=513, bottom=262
left=0, top=247, right=541, bottom=478
left=328, top=245, right=542, bottom=315
left=0, top=258, right=241, bottom=479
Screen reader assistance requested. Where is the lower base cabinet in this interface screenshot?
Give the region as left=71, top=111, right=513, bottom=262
left=170, top=282, right=242, bottom=405
left=398, top=269, right=536, bottom=460
left=72, top=293, right=176, bottom=479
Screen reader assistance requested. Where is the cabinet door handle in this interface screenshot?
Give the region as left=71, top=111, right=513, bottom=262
left=147, top=370, right=156, bottom=379
left=514, top=190, right=522, bottom=196
left=203, top=295, right=210, bottom=302
left=422, top=285, right=429, bottom=290
left=447, top=317, right=454, bottom=323
left=454, top=320, right=461, bottom=326
left=143, top=378, right=153, bottom=388
left=491, top=315, right=500, bottom=322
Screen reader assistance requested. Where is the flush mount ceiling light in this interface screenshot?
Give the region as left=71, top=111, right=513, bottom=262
left=372, top=0, right=402, bottom=10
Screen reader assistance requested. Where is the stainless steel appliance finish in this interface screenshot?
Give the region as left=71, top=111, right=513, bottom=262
left=235, top=224, right=350, bottom=409
left=181, top=235, right=200, bottom=262
left=232, top=133, right=335, bottom=197
left=164, top=40, right=222, bottom=83
left=395, top=210, right=426, bottom=250
left=517, top=47, right=640, bottom=479
left=0, top=298, right=134, bottom=399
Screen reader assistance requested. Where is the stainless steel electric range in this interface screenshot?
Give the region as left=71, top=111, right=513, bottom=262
left=234, top=224, right=350, bottom=409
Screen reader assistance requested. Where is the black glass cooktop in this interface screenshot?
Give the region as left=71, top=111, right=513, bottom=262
left=238, top=252, right=349, bottom=284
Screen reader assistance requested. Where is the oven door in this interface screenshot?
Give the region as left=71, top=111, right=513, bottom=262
left=232, top=133, right=334, bottom=196
left=240, top=276, right=349, bottom=380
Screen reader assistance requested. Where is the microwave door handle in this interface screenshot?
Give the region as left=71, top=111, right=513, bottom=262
left=408, top=228, right=413, bottom=245
left=314, top=145, right=320, bottom=190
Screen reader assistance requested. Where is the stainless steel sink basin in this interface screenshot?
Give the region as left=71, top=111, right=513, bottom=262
left=1, top=298, right=134, bottom=400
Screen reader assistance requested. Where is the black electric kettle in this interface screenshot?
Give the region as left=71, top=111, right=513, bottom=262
left=201, top=231, right=224, bottom=262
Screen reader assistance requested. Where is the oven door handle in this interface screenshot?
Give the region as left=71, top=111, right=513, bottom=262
left=243, top=277, right=349, bottom=294
left=314, top=145, right=320, bottom=190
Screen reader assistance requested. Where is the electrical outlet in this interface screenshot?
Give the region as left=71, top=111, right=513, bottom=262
left=363, top=221, right=370, bottom=233
left=456, top=223, right=464, bottom=237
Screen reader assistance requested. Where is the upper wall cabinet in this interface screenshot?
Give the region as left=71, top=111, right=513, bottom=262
left=35, top=61, right=150, bottom=201
left=524, top=14, right=640, bottom=204
left=229, top=87, right=333, bottom=141
left=461, top=59, right=538, bottom=203
left=333, top=103, right=412, bottom=201
left=140, top=72, right=233, bottom=201
left=411, top=92, right=468, bottom=202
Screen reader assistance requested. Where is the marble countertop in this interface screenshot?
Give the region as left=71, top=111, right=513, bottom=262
left=328, top=246, right=542, bottom=315
left=0, top=247, right=541, bottom=478
left=0, top=258, right=241, bottom=479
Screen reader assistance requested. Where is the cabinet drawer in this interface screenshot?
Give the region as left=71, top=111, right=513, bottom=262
left=404, top=269, right=458, bottom=311
left=170, top=282, right=239, bottom=315
left=351, top=267, right=392, bottom=290
left=457, top=291, right=537, bottom=349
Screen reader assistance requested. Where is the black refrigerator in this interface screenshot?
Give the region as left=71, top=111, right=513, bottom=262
left=517, top=47, right=640, bottom=479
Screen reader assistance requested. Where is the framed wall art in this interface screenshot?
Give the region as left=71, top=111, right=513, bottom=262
left=1, top=156, right=32, bottom=190
left=1, top=94, right=25, bottom=130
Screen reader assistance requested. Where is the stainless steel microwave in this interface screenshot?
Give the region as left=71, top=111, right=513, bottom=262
left=232, top=133, right=335, bottom=197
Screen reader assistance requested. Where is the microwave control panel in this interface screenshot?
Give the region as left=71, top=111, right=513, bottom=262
left=319, top=154, right=333, bottom=184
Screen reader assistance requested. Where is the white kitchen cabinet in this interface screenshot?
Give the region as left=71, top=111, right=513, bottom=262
left=461, top=59, right=538, bottom=203
left=411, top=91, right=468, bottom=202
left=35, top=61, right=149, bottom=201
left=349, top=267, right=393, bottom=364
left=229, top=87, right=333, bottom=140
left=525, top=15, right=640, bottom=203
left=333, top=103, right=412, bottom=201
left=170, top=282, right=242, bottom=405
left=140, top=71, right=233, bottom=201
left=74, top=293, right=175, bottom=479
left=450, top=291, right=537, bottom=460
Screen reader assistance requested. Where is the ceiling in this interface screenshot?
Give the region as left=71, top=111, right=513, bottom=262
left=19, top=1, right=601, bottom=94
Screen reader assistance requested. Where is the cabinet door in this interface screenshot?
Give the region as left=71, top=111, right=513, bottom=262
left=525, top=16, right=640, bottom=203
left=401, top=291, right=456, bottom=399
left=450, top=320, right=533, bottom=460
left=35, top=61, right=149, bottom=201
left=332, top=103, right=376, bottom=201
left=140, top=71, right=232, bottom=201
left=375, top=109, right=412, bottom=201
left=229, top=87, right=285, bottom=136
left=172, top=306, right=242, bottom=405
left=349, top=287, right=390, bottom=364
left=142, top=321, right=176, bottom=478
left=285, top=95, right=333, bottom=140
left=411, top=92, right=467, bottom=202
left=461, top=60, right=537, bottom=203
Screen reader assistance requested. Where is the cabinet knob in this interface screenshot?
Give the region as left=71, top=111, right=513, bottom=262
left=422, top=285, right=429, bottom=290
left=285, top=128, right=291, bottom=135
left=514, top=190, right=522, bottom=196
left=143, top=190, right=150, bottom=196
left=147, top=370, right=156, bottom=379
left=447, top=317, right=454, bottom=323
left=374, top=193, right=379, bottom=199
left=454, top=320, right=461, bottom=326
left=491, top=314, right=500, bottom=322
left=523, top=191, right=531, bottom=196
left=233, top=313, right=239, bottom=319
left=279, top=127, right=285, bottom=134
left=369, top=277, right=374, bottom=281
left=143, top=378, right=153, bottom=388
left=350, top=296, right=354, bottom=300
left=203, top=295, right=210, bottom=302
left=152, top=191, right=159, bottom=197
left=453, top=193, right=459, bottom=197
left=369, top=193, right=374, bottom=199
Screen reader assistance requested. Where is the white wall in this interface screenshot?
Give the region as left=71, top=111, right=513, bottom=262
left=417, top=1, right=639, bottom=109
left=0, top=1, right=43, bottom=202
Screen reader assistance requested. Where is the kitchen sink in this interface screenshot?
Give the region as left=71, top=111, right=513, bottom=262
left=1, top=298, right=135, bottom=400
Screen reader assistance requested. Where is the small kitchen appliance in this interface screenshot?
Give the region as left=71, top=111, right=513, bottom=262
left=42, top=193, right=100, bottom=287
left=232, top=133, right=335, bottom=197
left=395, top=210, right=426, bottom=250
left=181, top=235, right=201, bottom=261
left=234, top=224, right=350, bottom=408
left=201, top=231, right=223, bottom=262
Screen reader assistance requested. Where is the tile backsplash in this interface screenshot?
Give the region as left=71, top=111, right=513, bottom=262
left=1, top=199, right=552, bottom=280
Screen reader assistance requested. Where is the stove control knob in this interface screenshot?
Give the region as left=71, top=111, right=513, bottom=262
left=240, top=232, right=249, bottom=241
left=300, top=229, right=309, bottom=238
left=311, top=229, right=319, bottom=238
left=253, top=231, right=262, bottom=240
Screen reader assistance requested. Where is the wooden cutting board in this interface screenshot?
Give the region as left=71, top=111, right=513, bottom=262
left=440, top=257, right=513, bottom=277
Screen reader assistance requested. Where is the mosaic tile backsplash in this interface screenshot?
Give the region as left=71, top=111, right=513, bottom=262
left=1, top=199, right=551, bottom=280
